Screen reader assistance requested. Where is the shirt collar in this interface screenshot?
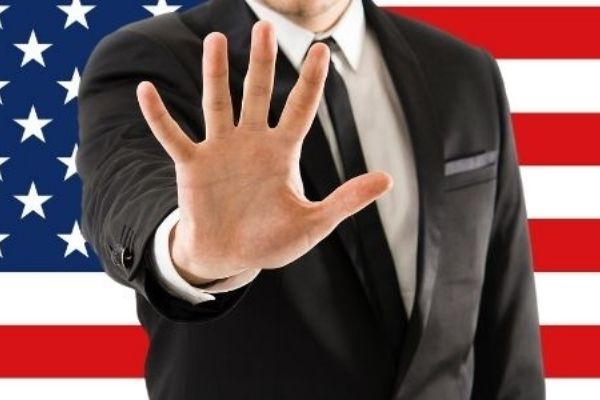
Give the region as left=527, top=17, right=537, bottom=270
left=244, top=0, right=365, bottom=71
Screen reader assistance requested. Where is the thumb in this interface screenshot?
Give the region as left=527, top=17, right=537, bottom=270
left=318, top=170, right=393, bottom=226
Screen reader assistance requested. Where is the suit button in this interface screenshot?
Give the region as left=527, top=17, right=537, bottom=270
left=108, top=244, right=131, bottom=269
left=121, top=246, right=134, bottom=269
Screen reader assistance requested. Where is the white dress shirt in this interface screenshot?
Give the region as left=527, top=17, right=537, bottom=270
left=152, top=0, right=420, bottom=316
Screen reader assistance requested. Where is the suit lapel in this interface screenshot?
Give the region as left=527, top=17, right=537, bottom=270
left=362, top=0, right=445, bottom=386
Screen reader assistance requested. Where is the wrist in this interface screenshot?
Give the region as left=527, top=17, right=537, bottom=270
left=169, top=220, right=220, bottom=286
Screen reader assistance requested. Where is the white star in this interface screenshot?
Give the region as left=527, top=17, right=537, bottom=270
left=0, top=233, right=9, bottom=258
left=57, top=68, right=80, bottom=104
left=14, top=182, right=52, bottom=219
left=57, top=144, right=78, bottom=180
left=0, top=81, right=9, bottom=105
left=143, top=0, right=181, bottom=16
left=0, top=5, right=9, bottom=29
left=14, top=30, right=53, bottom=67
left=14, top=105, right=52, bottom=143
left=0, top=157, right=8, bottom=181
left=57, top=0, right=96, bottom=29
left=58, top=221, right=88, bottom=257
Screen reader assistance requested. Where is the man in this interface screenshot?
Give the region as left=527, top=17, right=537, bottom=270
left=76, top=0, right=545, bottom=398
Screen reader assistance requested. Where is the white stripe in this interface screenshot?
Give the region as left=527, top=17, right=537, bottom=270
left=376, top=0, right=600, bottom=5
left=0, top=271, right=599, bottom=325
left=536, top=272, right=600, bottom=325
left=546, top=379, right=600, bottom=400
left=0, top=272, right=137, bottom=325
left=498, top=60, right=600, bottom=113
left=0, top=379, right=596, bottom=398
left=0, top=379, right=147, bottom=399
left=521, top=166, right=600, bottom=219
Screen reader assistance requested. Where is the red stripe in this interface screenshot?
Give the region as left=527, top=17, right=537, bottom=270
left=0, top=326, right=147, bottom=377
left=514, top=114, right=600, bottom=166
left=542, top=326, right=600, bottom=378
left=530, top=220, right=600, bottom=272
left=0, top=325, right=598, bottom=377
left=386, top=7, right=600, bottom=58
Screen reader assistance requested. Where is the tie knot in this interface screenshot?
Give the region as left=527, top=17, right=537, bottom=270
left=311, top=36, right=338, bottom=52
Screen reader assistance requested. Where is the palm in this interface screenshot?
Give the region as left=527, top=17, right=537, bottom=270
left=136, top=21, right=392, bottom=282
left=174, top=130, right=313, bottom=272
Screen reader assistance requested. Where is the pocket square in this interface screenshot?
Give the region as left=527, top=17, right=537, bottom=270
left=444, top=150, right=498, bottom=176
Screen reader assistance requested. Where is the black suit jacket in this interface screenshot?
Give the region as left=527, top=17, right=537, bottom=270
left=76, top=0, right=545, bottom=398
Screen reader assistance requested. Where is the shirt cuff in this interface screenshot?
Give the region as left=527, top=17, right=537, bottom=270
left=152, top=207, right=261, bottom=305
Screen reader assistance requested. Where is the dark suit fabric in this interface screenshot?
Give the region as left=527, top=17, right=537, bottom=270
left=76, top=0, right=545, bottom=398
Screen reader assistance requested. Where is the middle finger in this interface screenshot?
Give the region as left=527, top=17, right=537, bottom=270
left=238, top=20, right=277, bottom=131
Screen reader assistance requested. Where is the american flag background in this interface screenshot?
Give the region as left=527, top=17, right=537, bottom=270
left=0, top=0, right=598, bottom=398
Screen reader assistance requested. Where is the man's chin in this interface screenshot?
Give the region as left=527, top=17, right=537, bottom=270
left=260, top=0, right=347, bottom=20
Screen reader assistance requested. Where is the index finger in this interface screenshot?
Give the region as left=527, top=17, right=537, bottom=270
left=277, top=43, right=329, bottom=142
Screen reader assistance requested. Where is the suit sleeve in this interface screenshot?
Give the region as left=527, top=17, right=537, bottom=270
left=471, top=49, right=546, bottom=399
left=76, top=26, right=254, bottom=322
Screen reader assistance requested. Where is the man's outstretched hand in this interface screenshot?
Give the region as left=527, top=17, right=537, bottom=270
left=136, top=20, right=393, bottom=285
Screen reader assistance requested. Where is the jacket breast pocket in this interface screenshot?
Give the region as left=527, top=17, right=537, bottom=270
left=443, top=150, right=498, bottom=191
